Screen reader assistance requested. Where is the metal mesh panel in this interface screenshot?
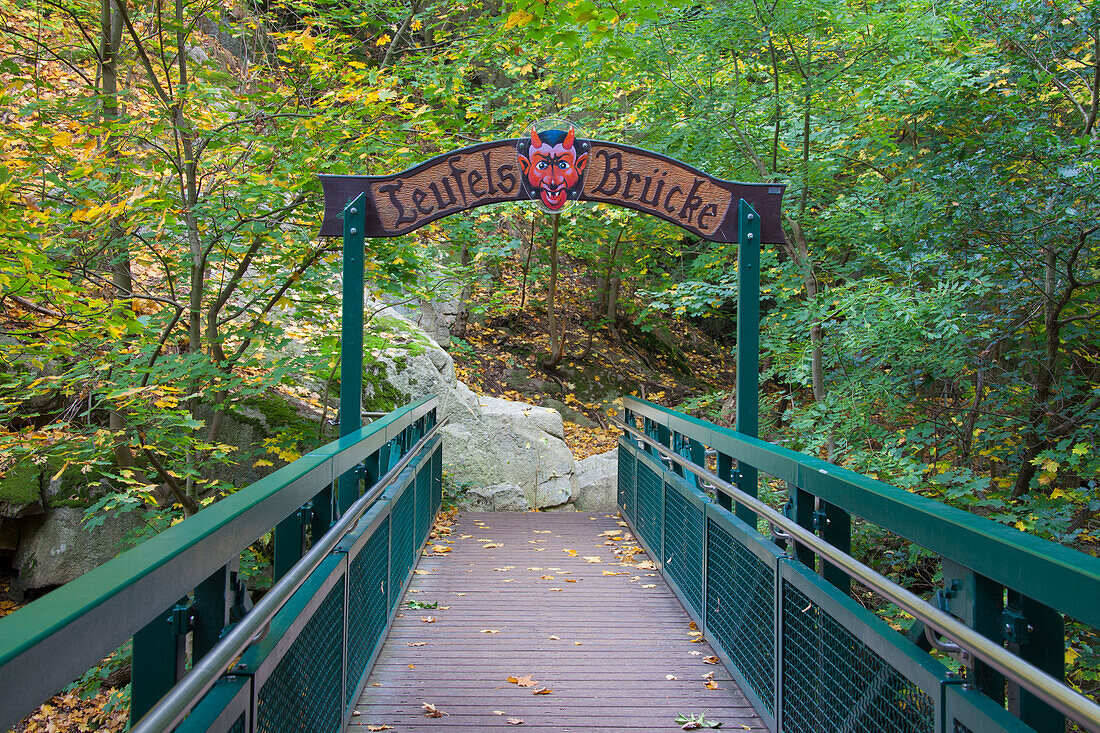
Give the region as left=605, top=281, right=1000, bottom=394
left=389, top=486, right=414, bottom=611
left=415, top=465, right=430, bottom=547
left=257, top=577, right=345, bottom=733
left=706, top=518, right=775, bottom=714
left=781, top=579, right=935, bottom=733
left=635, top=461, right=663, bottom=555
left=953, top=722, right=974, bottom=733
left=346, top=516, right=389, bottom=704
left=663, top=484, right=704, bottom=615
left=618, top=448, right=635, bottom=522
left=227, top=713, right=246, bottom=733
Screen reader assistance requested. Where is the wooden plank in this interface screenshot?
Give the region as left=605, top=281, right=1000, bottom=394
left=352, top=512, right=767, bottom=732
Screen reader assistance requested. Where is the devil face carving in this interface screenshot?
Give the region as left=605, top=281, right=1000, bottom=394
left=517, top=126, right=588, bottom=211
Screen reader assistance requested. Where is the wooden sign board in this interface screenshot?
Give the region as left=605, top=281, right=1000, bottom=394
left=319, top=138, right=785, bottom=243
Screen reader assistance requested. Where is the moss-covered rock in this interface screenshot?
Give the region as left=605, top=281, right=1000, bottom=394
left=0, top=460, right=42, bottom=518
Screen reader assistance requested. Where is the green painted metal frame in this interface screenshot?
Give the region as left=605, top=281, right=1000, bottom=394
left=618, top=398, right=1100, bottom=732
left=0, top=396, right=440, bottom=731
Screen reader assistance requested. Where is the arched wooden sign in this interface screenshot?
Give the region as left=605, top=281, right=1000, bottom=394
left=319, top=136, right=785, bottom=243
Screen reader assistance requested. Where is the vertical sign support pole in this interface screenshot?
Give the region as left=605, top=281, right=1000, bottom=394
left=338, top=194, right=367, bottom=516
left=735, top=199, right=760, bottom=529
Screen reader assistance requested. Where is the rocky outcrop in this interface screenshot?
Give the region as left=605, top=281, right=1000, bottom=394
left=13, top=506, right=143, bottom=597
left=463, top=484, right=529, bottom=512
left=368, top=304, right=579, bottom=509
left=572, top=449, right=618, bottom=511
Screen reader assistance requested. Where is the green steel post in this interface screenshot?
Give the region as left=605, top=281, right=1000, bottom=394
left=789, top=483, right=816, bottom=567
left=273, top=508, right=305, bottom=582
left=191, top=563, right=232, bottom=661
left=735, top=199, right=760, bottom=529
left=338, top=194, right=367, bottom=515
left=656, top=423, right=671, bottom=451
left=942, top=560, right=1006, bottom=703
left=1007, top=591, right=1064, bottom=733
left=821, top=500, right=851, bottom=594
left=688, top=438, right=705, bottom=491
left=717, top=453, right=734, bottom=512
left=130, top=596, right=189, bottom=724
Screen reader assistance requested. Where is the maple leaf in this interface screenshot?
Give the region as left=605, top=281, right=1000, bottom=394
left=431, top=545, right=451, bottom=554
left=422, top=702, right=447, bottom=717
left=532, top=687, right=553, bottom=695
left=507, top=674, right=537, bottom=687
left=703, top=656, right=719, bottom=664
left=420, top=616, right=436, bottom=623
left=367, top=725, right=394, bottom=731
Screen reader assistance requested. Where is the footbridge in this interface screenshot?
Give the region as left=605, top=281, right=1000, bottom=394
left=1, top=395, right=1100, bottom=732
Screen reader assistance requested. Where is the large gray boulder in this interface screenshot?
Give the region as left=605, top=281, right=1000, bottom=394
left=13, top=506, right=143, bottom=596
left=573, top=449, right=618, bottom=511
left=463, top=484, right=529, bottom=511
left=368, top=304, right=578, bottom=509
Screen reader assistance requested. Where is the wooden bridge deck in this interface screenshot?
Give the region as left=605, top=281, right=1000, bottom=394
left=348, top=511, right=765, bottom=732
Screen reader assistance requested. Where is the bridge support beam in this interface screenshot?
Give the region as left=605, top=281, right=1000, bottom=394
left=734, top=199, right=760, bottom=529
left=338, top=194, right=367, bottom=516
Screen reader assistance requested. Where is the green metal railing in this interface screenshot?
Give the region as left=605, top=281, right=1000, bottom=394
left=0, top=396, right=442, bottom=733
left=618, top=396, right=1100, bottom=733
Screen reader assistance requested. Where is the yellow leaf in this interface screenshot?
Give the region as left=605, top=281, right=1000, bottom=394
left=503, top=10, right=534, bottom=28
left=1067, top=647, right=1080, bottom=665
left=51, top=132, right=72, bottom=147
left=1072, top=444, right=1089, bottom=456
left=376, top=33, right=392, bottom=46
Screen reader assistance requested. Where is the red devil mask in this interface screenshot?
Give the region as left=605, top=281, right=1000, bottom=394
left=517, top=126, right=588, bottom=211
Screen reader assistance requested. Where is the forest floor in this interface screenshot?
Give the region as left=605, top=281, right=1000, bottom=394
left=449, top=254, right=737, bottom=460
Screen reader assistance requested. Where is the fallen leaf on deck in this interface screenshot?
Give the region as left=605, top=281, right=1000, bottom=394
left=584, top=556, right=602, bottom=563
left=494, top=566, right=515, bottom=571
left=540, top=575, right=555, bottom=580
left=602, top=570, right=628, bottom=575
left=549, top=588, right=564, bottom=592
left=636, top=560, right=656, bottom=570
left=371, top=683, right=381, bottom=687
left=533, top=530, right=552, bottom=534
left=574, top=641, right=583, bottom=645
left=548, top=635, right=560, bottom=640
left=617, top=521, right=628, bottom=526
left=703, top=656, right=719, bottom=664
left=408, top=664, right=415, bottom=669
left=413, top=570, right=430, bottom=575
left=689, top=621, right=698, bottom=630
left=704, top=679, right=719, bottom=690
left=420, top=616, right=436, bottom=623
left=532, top=687, right=552, bottom=695
left=501, top=579, right=515, bottom=583
left=527, top=567, right=542, bottom=570
left=431, top=545, right=451, bottom=554
left=507, top=675, right=537, bottom=687
left=690, top=651, right=702, bottom=656
left=493, top=710, right=506, bottom=715
left=565, top=578, right=579, bottom=583
left=642, top=584, right=656, bottom=588
left=703, top=671, right=715, bottom=681
left=507, top=718, right=524, bottom=725
left=666, top=675, right=679, bottom=680
left=483, top=543, right=503, bottom=548
left=481, top=629, right=500, bottom=634
left=477, top=538, right=493, bottom=542
left=367, top=725, right=394, bottom=731
left=459, top=534, right=472, bottom=539
left=406, top=642, right=427, bottom=647
left=422, top=702, right=447, bottom=717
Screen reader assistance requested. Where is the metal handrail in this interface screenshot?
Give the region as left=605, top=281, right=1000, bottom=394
left=130, top=417, right=448, bottom=733
left=615, top=418, right=1100, bottom=731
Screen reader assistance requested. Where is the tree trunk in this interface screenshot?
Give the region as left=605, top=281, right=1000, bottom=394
left=451, top=239, right=473, bottom=339
left=546, top=214, right=565, bottom=368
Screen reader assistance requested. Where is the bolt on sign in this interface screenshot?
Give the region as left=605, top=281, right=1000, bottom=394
left=319, top=128, right=785, bottom=243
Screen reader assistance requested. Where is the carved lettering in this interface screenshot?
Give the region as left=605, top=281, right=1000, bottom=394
left=678, top=178, right=705, bottom=224
left=698, top=202, right=718, bottom=230
left=379, top=180, right=415, bottom=227
left=592, top=150, right=622, bottom=195
left=664, top=185, right=683, bottom=214
left=412, top=188, right=433, bottom=215
left=497, top=164, right=516, bottom=193
left=447, top=156, right=468, bottom=204
left=468, top=169, right=485, bottom=198
left=638, top=175, right=665, bottom=207
left=622, top=172, right=643, bottom=200
left=483, top=152, right=498, bottom=195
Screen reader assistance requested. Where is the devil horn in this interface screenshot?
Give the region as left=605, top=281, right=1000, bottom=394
left=563, top=126, right=575, bottom=149
left=530, top=127, right=540, bottom=148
